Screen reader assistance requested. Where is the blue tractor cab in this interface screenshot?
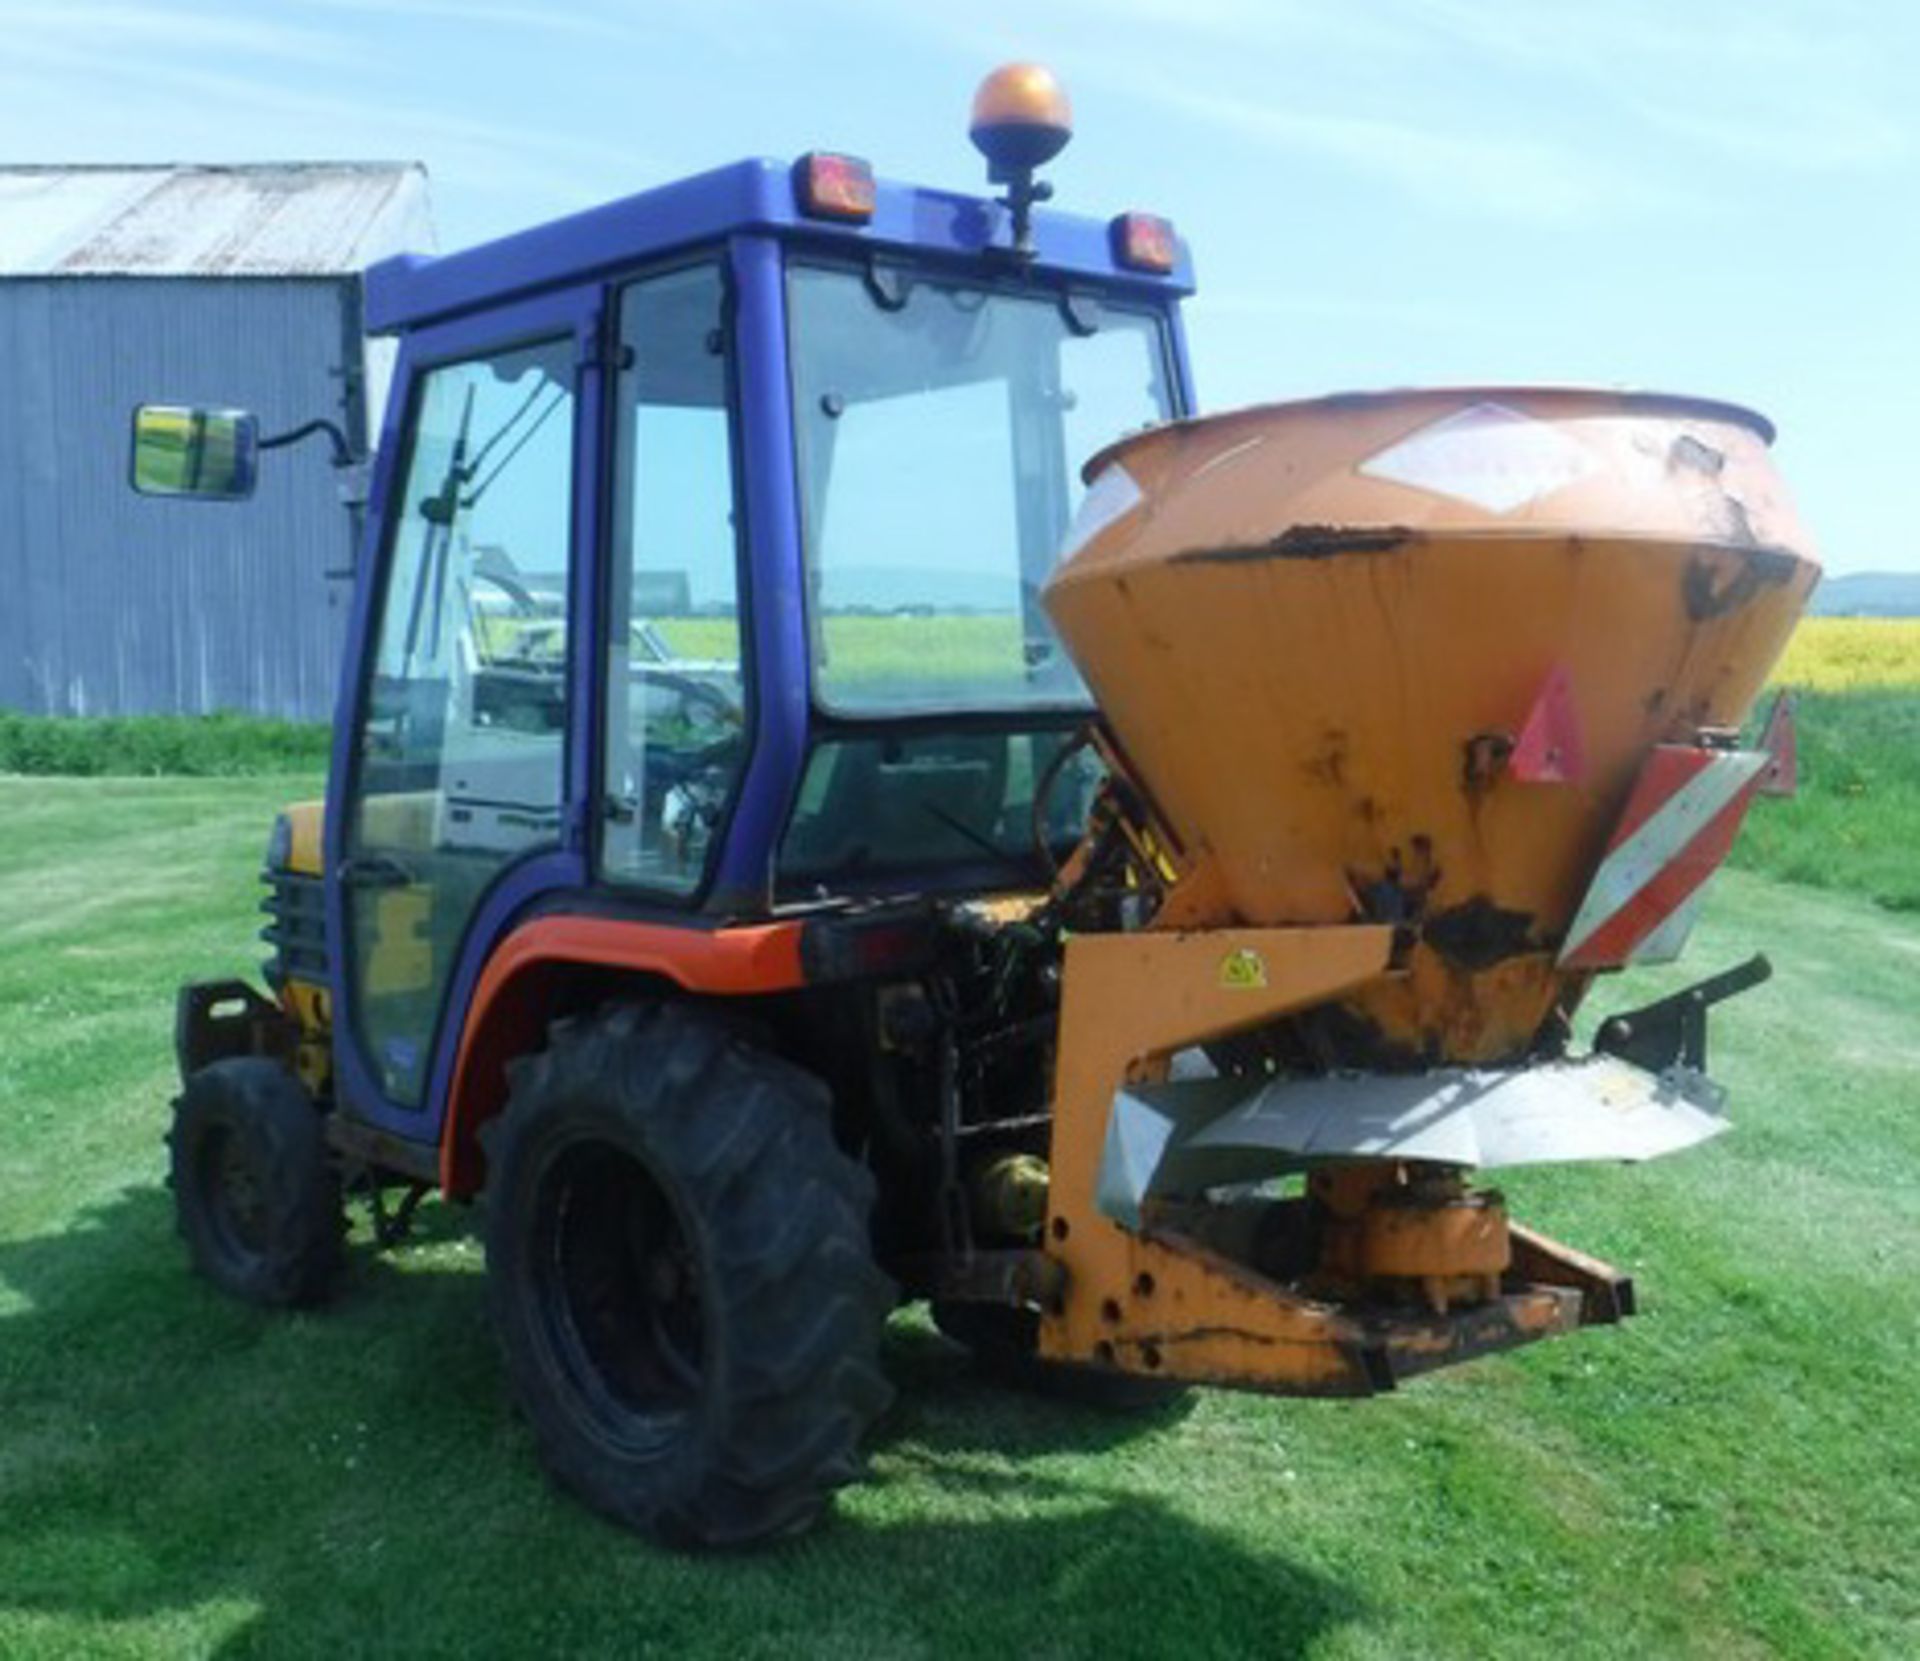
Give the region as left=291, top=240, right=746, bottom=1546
left=325, top=132, right=1194, bottom=1125
left=149, top=67, right=1204, bottom=1546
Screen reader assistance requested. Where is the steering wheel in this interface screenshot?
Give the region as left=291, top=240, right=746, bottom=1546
left=643, top=667, right=738, bottom=721
left=634, top=668, right=744, bottom=773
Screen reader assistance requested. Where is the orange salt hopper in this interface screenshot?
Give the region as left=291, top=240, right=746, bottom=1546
left=1032, top=389, right=1819, bottom=1388
left=1051, top=387, right=1817, bottom=1060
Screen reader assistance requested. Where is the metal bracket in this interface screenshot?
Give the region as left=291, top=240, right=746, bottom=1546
left=862, top=257, right=913, bottom=311
left=1593, top=953, right=1772, bottom=1073
left=175, top=980, right=294, bottom=1082
left=369, top=1181, right=430, bottom=1250
left=259, top=417, right=360, bottom=468
left=899, top=1248, right=1066, bottom=1312
left=1060, top=290, right=1104, bottom=337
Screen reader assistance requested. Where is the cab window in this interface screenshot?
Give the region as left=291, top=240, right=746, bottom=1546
left=787, top=265, right=1173, bottom=716
left=600, top=262, right=747, bottom=895
left=344, top=335, right=575, bottom=1105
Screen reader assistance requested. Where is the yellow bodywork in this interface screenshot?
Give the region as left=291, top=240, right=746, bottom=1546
left=1039, top=925, right=1393, bottom=1389
left=281, top=799, right=325, bottom=876
left=272, top=801, right=332, bottom=1092
left=270, top=794, right=447, bottom=1096
left=281, top=795, right=436, bottom=996
left=1035, top=925, right=1580, bottom=1386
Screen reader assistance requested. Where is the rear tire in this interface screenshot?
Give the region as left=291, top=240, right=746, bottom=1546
left=931, top=1300, right=1192, bottom=1413
left=482, top=1003, right=895, bottom=1548
left=168, top=1057, right=342, bottom=1307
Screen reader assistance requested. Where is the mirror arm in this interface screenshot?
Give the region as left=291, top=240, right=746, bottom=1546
left=259, top=417, right=361, bottom=468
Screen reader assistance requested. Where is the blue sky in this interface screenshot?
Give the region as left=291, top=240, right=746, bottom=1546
left=1, top=0, right=1912, bottom=573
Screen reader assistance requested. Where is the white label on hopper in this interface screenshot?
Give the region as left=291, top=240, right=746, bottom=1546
left=1059, top=462, right=1144, bottom=559
left=1358, top=401, right=1598, bottom=514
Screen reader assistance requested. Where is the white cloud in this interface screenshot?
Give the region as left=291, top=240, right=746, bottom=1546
left=1146, top=84, right=1673, bottom=225
left=293, top=0, right=799, bottom=57
left=810, top=0, right=1675, bottom=222
left=821, top=0, right=1911, bottom=218
left=0, top=8, right=646, bottom=223
left=0, top=0, right=1909, bottom=241
left=1405, top=0, right=1911, bottom=172
left=0, top=3, right=347, bottom=63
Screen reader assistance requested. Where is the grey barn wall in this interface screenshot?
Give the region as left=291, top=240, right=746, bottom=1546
left=0, top=276, right=363, bottom=719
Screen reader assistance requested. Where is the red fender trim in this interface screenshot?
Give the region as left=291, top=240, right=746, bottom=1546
left=438, top=913, right=807, bottom=1195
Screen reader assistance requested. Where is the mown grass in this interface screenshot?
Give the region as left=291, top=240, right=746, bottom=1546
left=0, top=775, right=1916, bottom=1658
left=1726, top=619, right=1920, bottom=911
left=1729, top=690, right=1920, bottom=910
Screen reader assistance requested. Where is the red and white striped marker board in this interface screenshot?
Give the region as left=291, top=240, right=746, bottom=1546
left=1558, top=745, right=1771, bottom=971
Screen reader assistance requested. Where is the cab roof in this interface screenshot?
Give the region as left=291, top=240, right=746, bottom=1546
left=363, top=157, right=1194, bottom=334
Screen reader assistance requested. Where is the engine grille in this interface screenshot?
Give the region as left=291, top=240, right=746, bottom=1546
left=261, top=869, right=327, bottom=989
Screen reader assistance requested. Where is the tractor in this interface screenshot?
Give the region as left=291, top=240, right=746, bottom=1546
left=133, top=65, right=1817, bottom=1547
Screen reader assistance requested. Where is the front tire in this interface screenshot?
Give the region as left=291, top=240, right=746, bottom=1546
left=168, top=1057, right=342, bottom=1307
left=483, top=1004, right=894, bottom=1548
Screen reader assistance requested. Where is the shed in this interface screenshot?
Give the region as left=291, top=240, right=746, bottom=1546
left=0, top=163, right=433, bottom=719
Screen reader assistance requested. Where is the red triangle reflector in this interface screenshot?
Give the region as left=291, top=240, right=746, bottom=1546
left=1509, top=665, right=1586, bottom=784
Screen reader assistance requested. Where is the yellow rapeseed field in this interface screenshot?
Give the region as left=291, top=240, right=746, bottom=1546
left=1772, top=617, right=1920, bottom=689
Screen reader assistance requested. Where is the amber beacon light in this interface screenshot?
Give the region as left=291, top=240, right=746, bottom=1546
left=969, top=63, right=1074, bottom=257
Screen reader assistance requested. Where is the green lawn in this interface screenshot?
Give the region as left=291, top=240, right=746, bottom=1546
left=1729, top=690, right=1920, bottom=911
left=1, top=776, right=1916, bottom=1659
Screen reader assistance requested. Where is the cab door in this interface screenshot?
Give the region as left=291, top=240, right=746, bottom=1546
left=331, top=314, right=586, bottom=1116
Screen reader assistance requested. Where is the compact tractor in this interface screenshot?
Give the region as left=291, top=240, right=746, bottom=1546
left=133, top=66, right=1817, bottom=1547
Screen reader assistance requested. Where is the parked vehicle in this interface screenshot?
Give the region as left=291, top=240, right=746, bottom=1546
left=138, top=64, right=1816, bottom=1547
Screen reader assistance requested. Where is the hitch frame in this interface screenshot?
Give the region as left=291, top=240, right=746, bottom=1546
left=1592, top=953, right=1773, bottom=1073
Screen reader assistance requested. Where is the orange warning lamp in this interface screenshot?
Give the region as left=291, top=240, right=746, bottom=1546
left=969, top=63, right=1073, bottom=258
left=792, top=152, right=876, bottom=222
left=969, top=63, right=1073, bottom=178
left=1110, top=211, right=1178, bottom=274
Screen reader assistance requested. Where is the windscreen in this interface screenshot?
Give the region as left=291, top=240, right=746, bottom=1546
left=787, top=265, right=1175, bottom=715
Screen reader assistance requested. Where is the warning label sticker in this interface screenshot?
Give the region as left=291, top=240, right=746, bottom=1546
left=1358, top=401, right=1598, bottom=514
left=1218, top=948, right=1269, bottom=990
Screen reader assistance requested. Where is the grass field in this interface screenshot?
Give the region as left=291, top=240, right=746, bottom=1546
left=1, top=773, right=1917, bottom=1658
left=1729, top=689, right=1920, bottom=910
left=1727, top=620, right=1920, bottom=911
left=1, top=617, right=1915, bottom=1656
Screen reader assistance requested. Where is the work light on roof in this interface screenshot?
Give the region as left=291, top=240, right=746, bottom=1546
left=792, top=152, right=876, bottom=223
left=1111, top=212, right=1178, bottom=275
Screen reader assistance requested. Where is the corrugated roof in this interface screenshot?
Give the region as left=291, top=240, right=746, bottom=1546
left=0, top=163, right=433, bottom=277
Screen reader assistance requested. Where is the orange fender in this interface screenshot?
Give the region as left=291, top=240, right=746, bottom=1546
left=439, top=914, right=806, bottom=1196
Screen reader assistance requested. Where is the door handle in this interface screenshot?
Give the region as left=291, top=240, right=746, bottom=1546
left=338, top=853, right=415, bottom=890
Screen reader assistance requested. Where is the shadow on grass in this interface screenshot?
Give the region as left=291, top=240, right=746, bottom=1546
left=0, top=1188, right=1360, bottom=1658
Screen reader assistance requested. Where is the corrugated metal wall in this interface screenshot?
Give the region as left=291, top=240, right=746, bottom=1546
left=0, top=277, right=361, bottom=718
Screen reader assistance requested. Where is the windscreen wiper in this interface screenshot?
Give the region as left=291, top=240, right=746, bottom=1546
left=404, top=384, right=476, bottom=666
left=459, top=383, right=567, bottom=509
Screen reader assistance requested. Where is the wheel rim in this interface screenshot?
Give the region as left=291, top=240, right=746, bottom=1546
left=530, top=1140, right=706, bottom=1458
left=199, top=1123, right=271, bottom=1263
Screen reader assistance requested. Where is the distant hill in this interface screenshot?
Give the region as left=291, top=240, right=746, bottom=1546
left=1810, top=572, right=1920, bottom=617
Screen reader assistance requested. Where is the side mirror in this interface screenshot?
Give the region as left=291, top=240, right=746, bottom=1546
left=130, top=404, right=260, bottom=501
